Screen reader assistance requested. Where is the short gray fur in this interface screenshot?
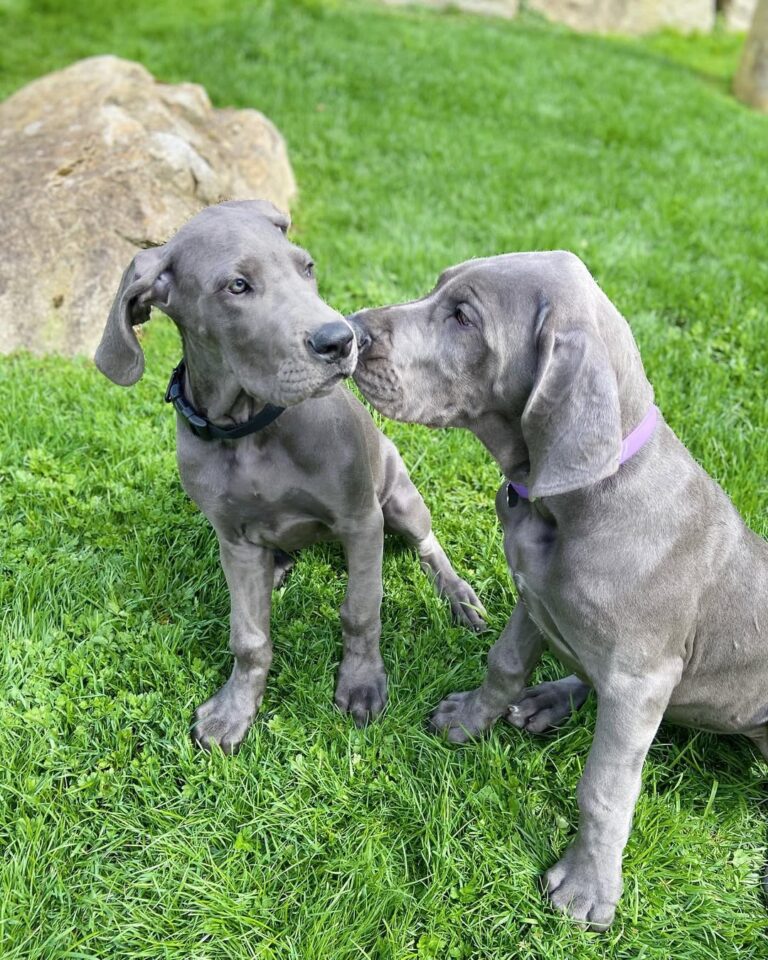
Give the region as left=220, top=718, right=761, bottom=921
left=95, top=200, right=485, bottom=753
left=349, top=250, right=768, bottom=931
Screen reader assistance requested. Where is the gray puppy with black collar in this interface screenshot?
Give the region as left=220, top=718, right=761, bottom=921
left=349, top=250, right=768, bottom=931
left=95, top=200, right=484, bottom=753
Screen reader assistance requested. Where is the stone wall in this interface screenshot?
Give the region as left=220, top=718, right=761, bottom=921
left=381, top=0, right=519, bottom=16
left=722, top=0, right=758, bottom=31
left=526, top=0, right=714, bottom=33
left=380, top=0, right=758, bottom=32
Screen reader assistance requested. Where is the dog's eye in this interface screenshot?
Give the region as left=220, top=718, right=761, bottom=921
left=455, top=308, right=472, bottom=327
left=228, top=278, right=250, bottom=295
left=304, top=262, right=315, bottom=279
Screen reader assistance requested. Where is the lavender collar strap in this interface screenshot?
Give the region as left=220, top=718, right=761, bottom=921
left=507, top=404, right=660, bottom=504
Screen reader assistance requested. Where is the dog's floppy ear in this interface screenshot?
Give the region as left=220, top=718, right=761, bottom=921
left=235, top=199, right=290, bottom=235
left=95, top=245, right=172, bottom=386
left=261, top=201, right=290, bottom=235
left=521, top=299, right=622, bottom=498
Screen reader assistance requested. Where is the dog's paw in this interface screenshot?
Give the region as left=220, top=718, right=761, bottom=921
left=446, top=578, right=487, bottom=633
left=192, top=682, right=260, bottom=754
left=543, top=842, right=622, bottom=932
left=335, top=657, right=388, bottom=726
left=429, top=689, right=499, bottom=743
left=505, top=677, right=590, bottom=734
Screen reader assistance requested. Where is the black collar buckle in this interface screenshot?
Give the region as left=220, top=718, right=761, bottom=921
left=164, top=359, right=285, bottom=442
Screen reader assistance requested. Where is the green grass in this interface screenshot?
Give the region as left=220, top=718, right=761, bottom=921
left=1, top=0, right=767, bottom=956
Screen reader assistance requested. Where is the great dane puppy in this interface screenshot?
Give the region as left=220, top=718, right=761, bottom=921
left=349, top=251, right=768, bottom=930
left=94, top=200, right=484, bottom=753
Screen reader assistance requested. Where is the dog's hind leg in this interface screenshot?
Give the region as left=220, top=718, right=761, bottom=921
left=742, top=728, right=768, bottom=901
left=381, top=456, right=486, bottom=632
left=505, top=675, right=592, bottom=734
left=430, top=603, right=545, bottom=741
left=272, top=549, right=295, bottom=589
left=745, top=727, right=768, bottom=760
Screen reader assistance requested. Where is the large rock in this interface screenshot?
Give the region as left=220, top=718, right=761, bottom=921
left=381, top=0, right=519, bottom=17
left=0, top=56, right=296, bottom=357
left=526, top=0, right=714, bottom=34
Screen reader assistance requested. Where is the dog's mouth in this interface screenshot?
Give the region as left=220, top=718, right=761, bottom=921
left=321, top=351, right=357, bottom=382
left=267, top=354, right=357, bottom=406
left=353, top=358, right=405, bottom=414
left=311, top=367, right=350, bottom=397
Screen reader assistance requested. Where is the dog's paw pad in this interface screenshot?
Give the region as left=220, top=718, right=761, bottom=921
left=543, top=847, right=620, bottom=932
left=506, top=679, right=589, bottom=734
left=191, top=686, right=258, bottom=754
left=335, top=663, right=388, bottom=726
left=336, top=682, right=388, bottom=726
left=446, top=580, right=487, bottom=632
left=429, top=689, right=496, bottom=742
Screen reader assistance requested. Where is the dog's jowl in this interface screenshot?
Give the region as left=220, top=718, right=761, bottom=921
left=95, top=200, right=485, bottom=753
left=350, top=250, right=768, bottom=931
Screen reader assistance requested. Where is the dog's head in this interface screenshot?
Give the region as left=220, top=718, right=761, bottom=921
left=350, top=252, right=652, bottom=498
left=95, top=200, right=356, bottom=406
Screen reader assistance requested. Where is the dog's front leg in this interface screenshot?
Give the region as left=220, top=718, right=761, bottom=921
left=430, top=603, right=545, bottom=742
left=544, top=664, right=682, bottom=931
left=192, top=539, right=274, bottom=753
left=335, top=513, right=387, bottom=726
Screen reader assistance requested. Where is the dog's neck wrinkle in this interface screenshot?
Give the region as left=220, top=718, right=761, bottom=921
left=471, top=392, right=658, bottom=496
left=470, top=412, right=528, bottom=480
left=615, top=370, right=654, bottom=437
left=595, top=296, right=655, bottom=435
left=541, top=424, right=664, bottom=526
left=181, top=345, right=267, bottom=425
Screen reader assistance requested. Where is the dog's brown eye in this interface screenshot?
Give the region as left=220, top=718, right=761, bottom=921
left=304, top=262, right=315, bottom=279
left=455, top=308, right=471, bottom=327
left=228, top=278, right=249, bottom=294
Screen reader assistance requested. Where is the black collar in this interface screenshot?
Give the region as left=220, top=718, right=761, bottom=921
left=164, top=359, right=285, bottom=441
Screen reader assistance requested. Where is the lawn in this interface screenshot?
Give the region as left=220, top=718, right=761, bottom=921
left=1, top=1, right=767, bottom=957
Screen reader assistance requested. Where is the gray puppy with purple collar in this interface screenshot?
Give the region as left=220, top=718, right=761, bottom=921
left=95, top=200, right=485, bottom=754
left=348, top=250, right=768, bottom=931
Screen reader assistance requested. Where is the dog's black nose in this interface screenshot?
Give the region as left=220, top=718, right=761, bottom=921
left=307, top=321, right=354, bottom=362
left=346, top=313, right=372, bottom=354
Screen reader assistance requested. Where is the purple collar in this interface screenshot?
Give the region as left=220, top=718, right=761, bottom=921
left=507, top=404, right=659, bottom=504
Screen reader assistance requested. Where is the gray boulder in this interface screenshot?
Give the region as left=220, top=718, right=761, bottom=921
left=0, top=56, right=296, bottom=357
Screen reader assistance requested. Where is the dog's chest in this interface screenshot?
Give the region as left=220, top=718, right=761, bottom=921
left=498, top=493, right=555, bottom=590
left=499, top=495, right=585, bottom=675
left=236, top=487, right=335, bottom=552
left=180, top=443, right=339, bottom=551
